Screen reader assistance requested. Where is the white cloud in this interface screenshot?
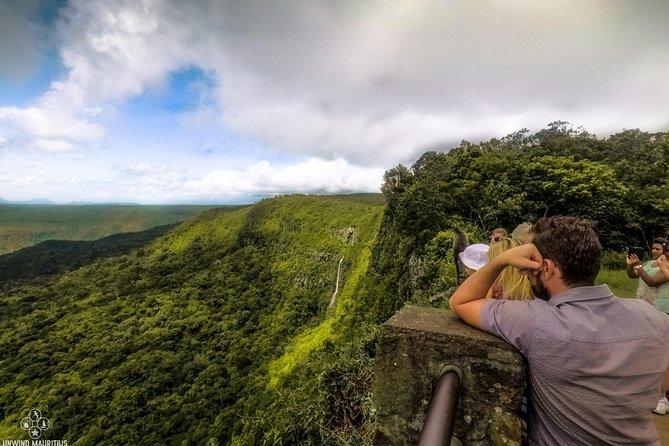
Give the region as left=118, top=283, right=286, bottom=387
left=183, top=158, right=384, bottom=199
left=207, top=0, right=669, bottom=162
left=0, top=153, right=383, bottom=204
left=115, top=162, right=186, bottom=176
left=33, top=139, right=76, bottom=153
left=1, top=0, right=669, bottom=166
left=0, top=0, right=185, bottom=153
left=0, top=106, right=104, bottom=141
left=0, top=106, right=104, bottom=153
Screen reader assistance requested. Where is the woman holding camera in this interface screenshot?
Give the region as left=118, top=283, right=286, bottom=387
left=627, top=238, right=669, bottom=415
left=627, top=238, right=669, bottom=310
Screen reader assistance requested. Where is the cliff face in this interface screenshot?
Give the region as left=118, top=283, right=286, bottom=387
left=0, top=195, right=384, bottom=444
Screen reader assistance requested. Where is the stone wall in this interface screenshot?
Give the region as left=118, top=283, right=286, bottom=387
left=373, top=305, right=525, bottom=446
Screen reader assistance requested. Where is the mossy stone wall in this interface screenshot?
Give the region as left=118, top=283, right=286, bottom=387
left=373, top=305, right=525, bottom=445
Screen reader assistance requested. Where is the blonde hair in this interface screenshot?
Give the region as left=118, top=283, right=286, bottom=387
left=488, top=237, right=532, bottom=300
left=511, top=222, right=533, bottom=244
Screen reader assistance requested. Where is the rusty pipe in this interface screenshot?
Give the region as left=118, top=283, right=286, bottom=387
left=418, top=370, right=461, bottom=446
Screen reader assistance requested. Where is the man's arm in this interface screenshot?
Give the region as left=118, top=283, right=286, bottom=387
left=662, top=370, right=669, bottom=393
left=450, top=259, right=506, bottom=328
left=450, top=243, right=542, bottom=329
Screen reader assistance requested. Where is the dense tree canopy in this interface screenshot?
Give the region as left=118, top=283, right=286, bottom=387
left=0, top=224, right=177, bottom=284
left=0, top=196, right=384, bottom=445
left=371, top=125, right=667, bottom=320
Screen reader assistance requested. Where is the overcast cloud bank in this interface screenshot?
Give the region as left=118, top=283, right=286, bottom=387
left=0, top=0, right=668, bottom=202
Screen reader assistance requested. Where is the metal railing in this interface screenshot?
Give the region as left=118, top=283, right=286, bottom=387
left=418, top=370, right=461, bottom=446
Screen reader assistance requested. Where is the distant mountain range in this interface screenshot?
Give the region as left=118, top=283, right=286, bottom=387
left=0, top=203, right=219, bottom=254
left=0, top=197, right=146, bottom=205
left=0, top=197, right=56, bottom=205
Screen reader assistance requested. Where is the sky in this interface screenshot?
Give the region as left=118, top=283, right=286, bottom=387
left=0, top=0, right=668, bottom=204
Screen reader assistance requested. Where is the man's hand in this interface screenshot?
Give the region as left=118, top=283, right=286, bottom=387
left=450, top=244, right=542, bottom=328
left=494, top=243, right=543, bottom=272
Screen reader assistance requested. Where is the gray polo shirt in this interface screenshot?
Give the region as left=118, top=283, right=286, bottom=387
left=480, top=284, right=669, bottom=445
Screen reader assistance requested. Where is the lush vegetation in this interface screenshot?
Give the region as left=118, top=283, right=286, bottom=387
left=595, top=269, right=636, bottom=298
left=0, top=125, right=665, bottom=445
left=0, top=204, right=217, bottom=255
left=0, top=195, right=384, bottom=444
left=371, top=124, right=667, bottom=320
left=0, top=224, right=177, bottom=285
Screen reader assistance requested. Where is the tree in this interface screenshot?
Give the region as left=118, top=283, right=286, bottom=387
left=380, top=164, right=413, bottom=198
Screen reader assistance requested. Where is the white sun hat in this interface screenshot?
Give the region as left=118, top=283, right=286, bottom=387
left=459, top=243, right=490, bottom=271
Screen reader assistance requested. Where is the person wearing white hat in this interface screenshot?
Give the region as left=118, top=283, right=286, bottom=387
left=459, top=243, right=490, bottom=277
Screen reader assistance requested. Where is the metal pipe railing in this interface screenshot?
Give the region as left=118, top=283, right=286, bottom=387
left=418, top=370, right=461, bottom=446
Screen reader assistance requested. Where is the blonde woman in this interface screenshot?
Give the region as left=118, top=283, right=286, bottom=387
left=511, top=222, right=533, bottom=245
left=487, top=237, right=532, bottom=300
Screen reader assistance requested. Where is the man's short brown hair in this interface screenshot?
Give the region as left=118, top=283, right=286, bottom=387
left=531, top=216, right=601, bottom=287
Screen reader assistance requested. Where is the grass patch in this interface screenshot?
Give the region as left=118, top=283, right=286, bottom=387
left=596, top=268, right=636, bottom=298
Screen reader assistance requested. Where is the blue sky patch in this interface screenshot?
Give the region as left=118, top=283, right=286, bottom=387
left=126, top=66, right=217, bottom=114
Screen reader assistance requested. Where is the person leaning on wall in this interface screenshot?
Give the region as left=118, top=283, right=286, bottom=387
left=487, top=237, right=532, bottom=300
left=450, top=216, right=669, bottom=445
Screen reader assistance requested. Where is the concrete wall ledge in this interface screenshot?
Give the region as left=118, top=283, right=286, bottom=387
left=373, top=305, right=525, bottom=446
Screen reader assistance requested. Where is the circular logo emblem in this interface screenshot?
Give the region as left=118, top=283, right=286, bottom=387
left=28, top=427, right=42, bottom=439
left=19, top=409, right=50, bottom=439
left=20, top=417, right=32, bottom=430
left=37, top=417, right=51, bottom=430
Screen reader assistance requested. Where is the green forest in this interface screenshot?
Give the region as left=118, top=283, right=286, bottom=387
left=0, top=125, right=667, bottom=445
left=0, top=224, right=178, bottom=284
left=0, top=195, right=385, bottom=444
left=0, top=204, right=216, bottom=255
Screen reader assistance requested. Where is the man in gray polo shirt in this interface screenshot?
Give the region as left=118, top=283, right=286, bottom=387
left=451, top=216, right=669, bottom=445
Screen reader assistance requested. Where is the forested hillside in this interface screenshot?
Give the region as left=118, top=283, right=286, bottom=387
left=0, top=204, right=216, bottom=255
left=0, top=224, right=177, bottom=285
left=0, top=125, right=666, bottom=445
left=0, top=195, right=384, bottom=444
